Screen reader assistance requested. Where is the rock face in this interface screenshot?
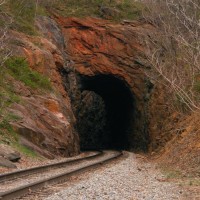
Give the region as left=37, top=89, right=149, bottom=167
left=0, top=144, right=20, bottom=162
left=0, top=157, right=17, bottom=168
left=56, top=17, right=152, bottom=150
left=10, top=95, right=79, bottom=158
left=7, top=15, right=172, bottom=156
left=7, top=17, right=80, bottom=157
left=0, top=144, right=20, bottom=168
left=76, top=91, right=109, bottom=150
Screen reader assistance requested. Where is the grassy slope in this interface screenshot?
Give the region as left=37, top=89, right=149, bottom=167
left=0, top=56, right=52, bottom=157
left=1, top=0, right=144, bottom=35
left=47, top=0, right=144, bottom=20
left=157, top=112, right=200, bottom=186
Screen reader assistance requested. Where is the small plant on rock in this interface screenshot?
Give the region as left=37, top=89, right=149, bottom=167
left=5, top=57, right=52, bottom=90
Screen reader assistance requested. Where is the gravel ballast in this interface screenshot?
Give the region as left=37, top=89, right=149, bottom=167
left=45, top=152, right=191, bottom=200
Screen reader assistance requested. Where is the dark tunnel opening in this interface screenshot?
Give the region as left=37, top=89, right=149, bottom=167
left=79, top=74, right=135, bottom=150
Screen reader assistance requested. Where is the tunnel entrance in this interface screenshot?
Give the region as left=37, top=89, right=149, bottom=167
left=78, top=74, right=135, bottom=150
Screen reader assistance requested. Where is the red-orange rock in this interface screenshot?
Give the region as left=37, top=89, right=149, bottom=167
left=8, top=16, right=151, bottom=154
left=7, top=16, right=169, bottom=156
left=56, top=17, right=151, bottom=149
left=8, top=22, right=80, bottom=157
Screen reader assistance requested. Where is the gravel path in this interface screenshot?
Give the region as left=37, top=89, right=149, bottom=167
left=45, top=152, right=192, bottom=200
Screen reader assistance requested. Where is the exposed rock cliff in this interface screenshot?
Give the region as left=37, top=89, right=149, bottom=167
left=6, top=15, right=177, bottom=157
left=55, top=17, right=153, bottom=151
left=6, top=17, right=80, bottom=157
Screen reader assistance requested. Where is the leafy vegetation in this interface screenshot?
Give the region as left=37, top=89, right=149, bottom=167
left=5, top=57, right=52, bottom=90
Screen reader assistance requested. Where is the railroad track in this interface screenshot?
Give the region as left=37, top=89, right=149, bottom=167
left=0, top=150, right=122, bottom=200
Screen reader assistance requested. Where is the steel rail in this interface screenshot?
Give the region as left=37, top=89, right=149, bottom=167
left=0, top=151, right=123, bottom=200
left=0, top=151, right=103, bottom=183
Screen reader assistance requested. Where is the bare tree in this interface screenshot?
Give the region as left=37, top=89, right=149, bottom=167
left=0, top=0, right=12, bottom=113
left=143, top=0, right=200, bottom=111
left=0, top=0, right=12, bottom=69
left=0, top=0, right=6, bottom=6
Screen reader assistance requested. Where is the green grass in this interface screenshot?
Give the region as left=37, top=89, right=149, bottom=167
left=0, top=56, right=51, bottom=157
left=174, top=92, right=191, bottom=112
left=0, top=114, right=19, bottom=146
left=159, top=166, right=199, bottom=186
left=0, top=72, right=21, bottom=141
left=160, top=166, right=200, bottom=186
left=193, top=79, right=200, bottom=103
left=0, top=0, right=146, bottom=37
left=162, top=167, right=183, bottom=179
left=5, top=57, right=52, bottom=90
left=0, top=113, right=38, bottom=158
left=0, top=88, right=40, bottom=159
left=115, top=0, right=145, bottom=21
left=0, top=0, right=144, bottom=35
left=0, top=112, right=22, bottom=138
left=194, top=78, right=200, bottom=93
left=14, top=143, right=38, bottom=157
left=49, top=0, right=144, bottom=21
left=188, top=179, right=200, bottom=186
left=0, top=118, right=16, bottom=136
left=0, top=76, right=21, bottom=117
left=0, top=88, right=21, bottom=109
left=1, top=0, right=47, bottom=35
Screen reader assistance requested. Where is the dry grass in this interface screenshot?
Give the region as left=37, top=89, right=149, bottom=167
left=156, top=112, right=200, bottom=178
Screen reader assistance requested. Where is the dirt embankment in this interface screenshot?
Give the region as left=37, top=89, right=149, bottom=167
left=156, top=112, right=200, bottom=176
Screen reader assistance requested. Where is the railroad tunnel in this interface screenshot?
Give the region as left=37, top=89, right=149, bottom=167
left=77, top=74, right=136, bottom=150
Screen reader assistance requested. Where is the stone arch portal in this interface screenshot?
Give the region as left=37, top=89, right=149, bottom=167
left=77, top=74, right=136, bottom=150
